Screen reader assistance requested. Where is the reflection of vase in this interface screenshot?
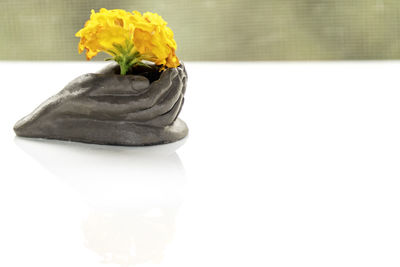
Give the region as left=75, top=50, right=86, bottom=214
left=15, top=137, right=186, bottom=208
left=15, top=137, right=186, bottom=266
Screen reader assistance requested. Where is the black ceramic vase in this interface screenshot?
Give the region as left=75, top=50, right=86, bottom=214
left=14, top=62, right=188, bottom=146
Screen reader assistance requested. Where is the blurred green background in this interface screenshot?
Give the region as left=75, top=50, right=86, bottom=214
left=1, top=0, right=399, bottom=61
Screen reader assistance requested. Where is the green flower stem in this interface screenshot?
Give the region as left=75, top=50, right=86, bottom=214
left=109, top=41, right=144, bottom=75
left=120, top=57, right=129, bottom=75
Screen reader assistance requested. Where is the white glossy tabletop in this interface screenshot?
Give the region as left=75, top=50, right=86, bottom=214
left=1, top=61, right=400, bottom=266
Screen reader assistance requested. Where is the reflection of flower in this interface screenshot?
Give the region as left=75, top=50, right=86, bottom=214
left=76, top=8, right=180, bottom=75
left=83, top=208, right=177, bottom=266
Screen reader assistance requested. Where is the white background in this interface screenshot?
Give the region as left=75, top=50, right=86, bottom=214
left=1, top=61, right=400, bottom=266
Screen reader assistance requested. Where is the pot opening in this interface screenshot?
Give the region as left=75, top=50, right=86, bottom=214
left=125, top=62, right=162, bottom=83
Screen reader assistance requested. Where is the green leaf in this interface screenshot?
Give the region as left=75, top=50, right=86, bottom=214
left=112, top=43, right=125, bottom=54
left=106, top=49, right=117, bottom=56
left=136, top=61, right=152, bottom=69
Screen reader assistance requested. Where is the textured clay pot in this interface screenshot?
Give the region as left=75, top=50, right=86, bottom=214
left=14, top=62, right=188, bottom=146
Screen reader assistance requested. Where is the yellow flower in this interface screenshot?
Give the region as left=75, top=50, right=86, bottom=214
left=75, top=8, right=180, bottom=74
left=133, top=12, right=180, bottom=68
left=76, top=8, right=135, bottom=60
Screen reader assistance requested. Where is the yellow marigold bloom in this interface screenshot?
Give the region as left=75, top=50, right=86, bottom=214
left=76, top=8, right=135, bottom=60
left=133, top=12, right=180, bottom=68
left=75, top=8, right=180, bottom=74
